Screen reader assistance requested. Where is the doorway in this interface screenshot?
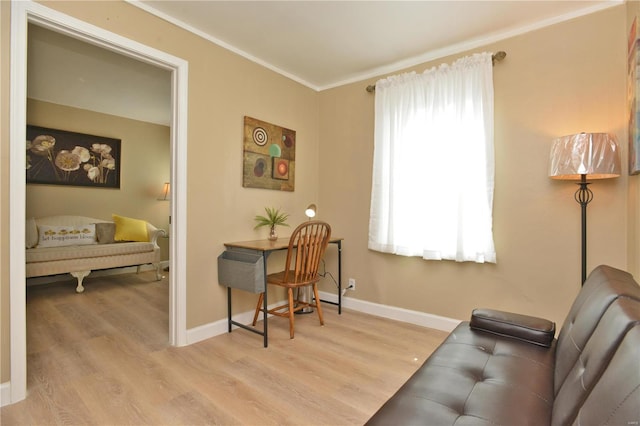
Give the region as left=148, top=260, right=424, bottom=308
left=9, top=1, right=188, bottom=404
left=26, top=23, right=172, bottom=254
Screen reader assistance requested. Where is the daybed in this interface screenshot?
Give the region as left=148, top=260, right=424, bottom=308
left=367, top=264, right=640, bottom=425
left=25, top=215, right=165, bottom=293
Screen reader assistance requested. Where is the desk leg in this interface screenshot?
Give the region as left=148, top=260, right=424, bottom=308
left=338, top=240, right=342, bottom=315
left=262, top=251, right=268, bottom=348
left=227, top=287, right=232, bottom=332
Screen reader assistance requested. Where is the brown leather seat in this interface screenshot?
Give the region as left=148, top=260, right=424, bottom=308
left=366, top=265, right=640, bottom=425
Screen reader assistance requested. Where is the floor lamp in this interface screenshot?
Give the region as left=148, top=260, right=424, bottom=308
left=157, top=181, right=171, bottom=224
left=157, top=182, right=171, bottom=271
left=157, top=182, right=171, bottom=201
left=549, top=133, right=621, bottom=285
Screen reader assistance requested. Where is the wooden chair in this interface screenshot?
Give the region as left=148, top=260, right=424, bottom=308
left=252, top=220, right=332, bottom=339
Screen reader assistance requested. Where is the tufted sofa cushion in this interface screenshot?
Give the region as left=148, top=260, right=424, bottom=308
left=366, top=321, right=556, bottom=425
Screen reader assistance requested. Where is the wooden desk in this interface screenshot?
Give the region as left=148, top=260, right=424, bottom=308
left=222, top=237, right=343, bottom=347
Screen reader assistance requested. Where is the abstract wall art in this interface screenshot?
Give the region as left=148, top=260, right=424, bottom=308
left=243, top=116, right=295, bottom=191
left=26, top=125, right=121, bottom=188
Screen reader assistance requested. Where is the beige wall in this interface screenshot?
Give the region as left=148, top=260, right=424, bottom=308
left=1, top=1, right=636, bottom=388
left=318, top=5, right=629, bottom=328
left=26, top=99, right=171, bottom=251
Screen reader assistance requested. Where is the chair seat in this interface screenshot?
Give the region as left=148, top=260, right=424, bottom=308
left=267, top=271, right=320, bottom=288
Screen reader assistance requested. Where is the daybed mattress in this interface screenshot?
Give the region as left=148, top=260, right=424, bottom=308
left=26, top=242, right=158, bottom=277
left=26, top=242, right=155, bottom=263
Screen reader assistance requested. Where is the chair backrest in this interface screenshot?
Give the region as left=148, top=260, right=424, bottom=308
left=282, top=221, right=332, bottom=284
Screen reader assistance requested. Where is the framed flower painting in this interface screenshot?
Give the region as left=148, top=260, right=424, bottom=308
left=26, top=125, right=121, bottom=188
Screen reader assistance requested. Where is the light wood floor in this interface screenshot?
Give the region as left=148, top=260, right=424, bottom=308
left=2, top=271, right=448, bottom=425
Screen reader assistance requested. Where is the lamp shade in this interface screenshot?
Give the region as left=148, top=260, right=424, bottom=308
left=158, top=182, right=170, bottom=201
left=305, top=204, right=317, bottom=218
left=549, top=133, right=621, bottom=180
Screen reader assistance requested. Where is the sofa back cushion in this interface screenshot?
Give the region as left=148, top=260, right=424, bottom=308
left=554, top=265, right=640, bottom=395
left=551, top=297, right=640, bottom=425
left=570, top=325, right=640, bottom=425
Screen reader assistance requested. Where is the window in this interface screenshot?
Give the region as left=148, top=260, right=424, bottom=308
left=368, top=52, right=496, bottom=263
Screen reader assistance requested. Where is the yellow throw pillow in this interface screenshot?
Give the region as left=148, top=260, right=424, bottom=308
left=112, top=214, right=149, bottom=242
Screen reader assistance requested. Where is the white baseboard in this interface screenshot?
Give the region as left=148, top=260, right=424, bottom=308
left=185, top=310, right=249, bottom=345
left=186, top=317, right=229, bottom=345
left=186, top=300, right=281, bottom=345
left=186, top=291, right=461, bottom=345
left=318, top=290, right=462, bottom=332
left=1, top=381, right=11, bottom=407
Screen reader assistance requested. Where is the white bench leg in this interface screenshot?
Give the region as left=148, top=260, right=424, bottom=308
left=137, top=264, right=163, bottom=280
left=154, top=263, right=163, bottom=281
left=70, top=270, right=91, bottom=293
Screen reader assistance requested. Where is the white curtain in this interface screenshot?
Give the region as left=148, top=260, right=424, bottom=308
left=368, top=52, right=496, bottom=263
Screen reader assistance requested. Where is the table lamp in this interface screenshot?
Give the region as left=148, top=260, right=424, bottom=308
left=298, top=203, right=318, bottom=312
left=549, top=132, right=621, bottom=285
left=305, top=204, right=317, bottom=219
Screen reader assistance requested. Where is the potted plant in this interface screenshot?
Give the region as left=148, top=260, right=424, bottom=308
left=254, top=207, right=289, bottom=241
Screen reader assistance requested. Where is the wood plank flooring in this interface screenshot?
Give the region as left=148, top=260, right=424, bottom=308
left=2, top=272, right=448, bottom=425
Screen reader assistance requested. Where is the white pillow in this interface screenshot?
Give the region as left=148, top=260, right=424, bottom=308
left=37, top=224, right=97, bottom=248
left=26, top=217, right=38, bottom=249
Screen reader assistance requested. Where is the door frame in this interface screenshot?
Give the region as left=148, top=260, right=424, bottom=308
left=9, top=0, right=188, bottom=403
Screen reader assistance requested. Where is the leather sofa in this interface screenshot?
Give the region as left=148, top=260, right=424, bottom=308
left=366, top=265, right=640, bottom=425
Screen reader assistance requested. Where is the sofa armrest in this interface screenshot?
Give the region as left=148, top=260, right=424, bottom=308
left=146, top=223, right=167, bottom=247
left=470, top=308, right=555, bottom=347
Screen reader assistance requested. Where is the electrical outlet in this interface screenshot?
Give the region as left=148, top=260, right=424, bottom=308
left=348, top=278, right=356, bottom=291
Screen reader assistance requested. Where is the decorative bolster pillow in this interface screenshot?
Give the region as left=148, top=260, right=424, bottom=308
left=470, top=308, right=556, bottom=347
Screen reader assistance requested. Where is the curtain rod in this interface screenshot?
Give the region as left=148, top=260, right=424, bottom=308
left=365, top=50, right=507, bottom=93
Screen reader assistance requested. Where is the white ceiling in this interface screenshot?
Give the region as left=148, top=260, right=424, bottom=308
left=28, top=1, right=620, bottom=126
left=135, top=0, right=618, bottom=90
